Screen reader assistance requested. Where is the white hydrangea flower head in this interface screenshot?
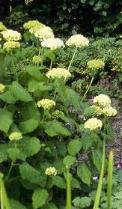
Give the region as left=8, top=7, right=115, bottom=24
left=0, top=83, right=5, bottom=93
left=23, top=20, right=44, bottom=30
left=41, top=38, right=64, bottom=50
left=3, top=41, right=20, bottom=52
left=45, top=167, right=57, bottom=176
left=31, top=26, right=54, bottom=41
left=66, top=34, right=89, bottom=47
left=1, top=29, right=21, bottom=41
left=37, top=99, right=56, bottom=110
left=87, top=59, right=105, bottom=69
left=93, top=94, right=111, bottom=107
left=32, top=55, right=42, bottom=64
left=9, top=132, right=23, bottom=141
left=84, top=117, right=102, bottom=131
left=102, top=106, right=117, bottom=117
left=46, top=68, right=71, bottom=80
left=0, top=22, right=7, bottom=31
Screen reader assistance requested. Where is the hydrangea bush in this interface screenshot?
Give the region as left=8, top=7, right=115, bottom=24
left=0, top=20, right=119, bottom=209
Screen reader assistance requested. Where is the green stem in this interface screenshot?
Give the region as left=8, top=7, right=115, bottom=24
left=5, top=162, right=14, bottom=182
left=107, top=150, right=113, bottom=209
left=66, top=168, right=72, bottom=209
left=68, top=47, right=77, bottom=71
left=93, top=140, right=105, bottom=209
left=82, top=76, right=94, bottom=100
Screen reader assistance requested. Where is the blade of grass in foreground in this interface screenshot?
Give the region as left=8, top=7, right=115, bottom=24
left=93, top=140, right=105, bottom=209
left=0, top=172, right=11, bottom=209
left=107, top=150, right=113, bottom=209
left=66, top=167, right=72, bottom=209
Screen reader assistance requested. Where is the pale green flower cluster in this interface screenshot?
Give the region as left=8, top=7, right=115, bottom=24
left=45, top=167, right=57, bottom=176
left=1, top=29, right=21, bottom=41
left=66, top=34, right=89, bottom=47
left=92, top=94, right=117, bottom=117
left=3, top=41, right=20, bottom=52
left=37, top=99, right=56, bottom=110
left=0, top=22, right=7, bottom=31
left=52, top=110, right=64, bottom=119
left=31, top=26, right=54, bottom=41
left=46, top=68, right=71, bottom=80
left=32, top=55, right=42, bottom=64
left=9, top=132, right=23, bottom=141
left=84, top=117, right=102, bottom=130
left=23, top=20, right=44, bottom=30
left=0, top=83, right=5, bottom=93
left=41, top=38, right=64, bottom=50
left=87, top=59, right=105, bottom=69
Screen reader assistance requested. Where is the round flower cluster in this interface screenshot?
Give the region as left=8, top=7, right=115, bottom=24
left=9, top=132, right=23, bottom=141
left=1, top=29, right=21, bottom=41
left=45, top=167, right=57, bottom=176
left=0, top=83, right=5, bottom=93
left=46, top=68, right=71, bottom=80
left=84, top=117, right=102, bottom=131
left=23, top=20, right=44, bottom=30
left=90, top=105, right=103, bottom=116
left=102, top=106, right=117, bottom=117
left=32, top=55, right=42, bottom=64
left=66, top=34, right=89, bottom=48
left=30, top=26, right=54, bottom=41
left=52, top=110, right=64, bottom=119
left=41, top=38, right=64, bottom=50
left=93, top=94, right=111, bottom=107
left=87, top=59, right=105, bottom=69
left=0, top=22, right=7, bottom=31
left=3, top=41, right=20, bottom=52
left=37, top=99, right=56, bottom=110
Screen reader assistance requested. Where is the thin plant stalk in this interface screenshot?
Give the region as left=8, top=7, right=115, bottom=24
left=93, top=140, right=105, bottom=209
left=68, top=47, right=77, bottom=71
left=107, top=150, right=114, bottom=209
left=82, top=76, right=94, bottom=100
left=66, top=167, right=72, bottom=209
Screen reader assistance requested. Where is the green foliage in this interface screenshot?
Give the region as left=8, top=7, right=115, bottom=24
left=68, top=139, right=82, bottom=156
left=32, top=188, right=49, bottom=209
left=0, top=109, right=13, bottom=133
left=77, top=163, right=91, bottom=186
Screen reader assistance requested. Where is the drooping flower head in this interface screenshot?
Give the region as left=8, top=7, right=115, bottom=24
left=9, top=132, right=23, bottom=141
left=41, top=38, right=64, bottom=50
left=1, top=29, right=21, bottom=41
left=93, top=94, right=111, bottom=107
left=84, top=117, right=102, bottom=131
left=87, top=59, right=105, bottom=69
left=102, top=106, right=117, bottom=117
left=3, top=41, right=20, bottom=52
left=66, top=34, right=89, bottom=48
left=46, top=68, right=71, bottom=80
left=0, top=83, right=5, bottom=93
left=23, top=20, right=44, bottom=30
left=37, top=99, right=56, bottom=110
left=45, top=167, right=57, bottom=176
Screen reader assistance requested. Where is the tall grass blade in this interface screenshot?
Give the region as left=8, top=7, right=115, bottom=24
left=66, top=168, right=72, bottom=209
left=107, top=150, right=113, bottom=209
left=93, top=140, right=105, bottom=209
left=0, top=173, right=11, bottom=209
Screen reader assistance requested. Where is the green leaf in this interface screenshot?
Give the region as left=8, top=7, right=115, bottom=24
left=19, top=119, right=39, bottom=134
left=92, top=150, right=102, bottom=171
left=32, top=188, right=49, bottom=209
left=0, top=144, right=8, bottom=163
left=44, top=120, right=71, bottom=137
left=19, top=137, right=41, bottom=158
left=65, top=88, right=80, bottom=108
left=68, top=139, right=82, bottom=156
left=52, top=176, right=66, bottom=189
left=25, top=65, right=45, bottom=81
left=28, top=80, right=51, bottom=93
left=10, top=81, right=32, bottom=102
left=19, top=163, right=45, bottom=185
left=7, top=148, right=21, bottom=162
left=63, top=155, right=76, bottom=168
left=0, top=91, right=17, bottom=104
left=77, top=163, right=91, bottom=185
left=0, top=109, right=13, bottom=133
left=44, top=202, right=58, bottom=209
left=72, top=177, right=81, bottom=189
left=20, top=102, right=40, bottom=121
left=10, top=199, right=27, bottom=209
